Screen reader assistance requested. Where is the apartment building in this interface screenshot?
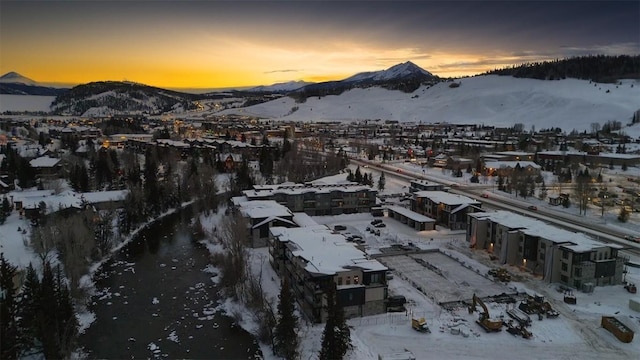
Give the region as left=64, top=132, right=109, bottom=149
left=467, top=211, right=626, bottom=289
left=243, top=183, right=377, bottom=216
left=230, top=198, right=296, bottom=247
left=411, top=191, right=482, bottom=230
left=269, top=226, right=388, bottom=323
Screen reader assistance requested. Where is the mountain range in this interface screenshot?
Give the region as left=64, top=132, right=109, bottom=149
left=1, top=57, right=639, bottom=134
left=0, top=72, right=68, bottom=96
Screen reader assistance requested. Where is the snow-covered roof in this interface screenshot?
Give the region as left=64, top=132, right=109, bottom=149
left=413, top=191, right=480, bottom=206
left=29, top=156, right=60, bottom=168
left=386, top=205, right=434, bottom=223
left=469, top=211, right=623, bottom=252
left=539, top=150, right=640, bottom=160
left=235, top=200, right=292, bottom=219
left=270, top=226, right=387, bottom=275
left=244, top=183, right=376, bottom=198
left=80, top=190, right=128, bottom=203
left=292, top=212, right=319, bottom=227
left=484, top=160, right=541, bottom=170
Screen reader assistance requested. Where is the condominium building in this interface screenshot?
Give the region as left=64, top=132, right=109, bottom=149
left=411, top=191, right=482, bottom=230
left=243, top=183, right=377, bottom=216
left=269, top=226, right=388, bottom=323
left=467, top=211, right=626, bottom=289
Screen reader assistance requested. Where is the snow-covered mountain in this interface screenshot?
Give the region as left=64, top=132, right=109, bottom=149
left=343, top=61, right=435, bottom=83
left=51, top=81, right=200, bottom=116
left=0, top=72, right=68, bottom=96
left=0, top=72, right=38, bottom=86
left=293, top=61, right=439, bottom=98
left=247, top=80, right=314, bottom=93
left=220, top=75, right=640, bottom=133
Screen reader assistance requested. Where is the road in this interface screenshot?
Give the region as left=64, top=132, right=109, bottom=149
left=351, top=157, right=640, bottom=256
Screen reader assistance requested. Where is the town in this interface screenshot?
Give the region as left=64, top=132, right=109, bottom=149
left=1, top=111, right=639, bottom=359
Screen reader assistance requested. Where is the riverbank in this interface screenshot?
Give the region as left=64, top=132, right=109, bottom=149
left=77, top=204, right=262, bottom=359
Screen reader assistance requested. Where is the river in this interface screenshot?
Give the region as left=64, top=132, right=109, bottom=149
left=79, top=208, right=262, bottom=359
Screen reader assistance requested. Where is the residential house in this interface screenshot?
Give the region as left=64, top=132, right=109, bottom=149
left=411, top=191, right=482, bottom=230
left=29, top=156, right=62, bottom=179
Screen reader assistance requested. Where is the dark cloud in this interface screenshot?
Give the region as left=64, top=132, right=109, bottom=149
left=264, top=69, right=301, bottom=74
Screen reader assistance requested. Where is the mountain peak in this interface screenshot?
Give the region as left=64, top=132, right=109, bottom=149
left=378, top=61, right=434, bottom=80
left=0, top=72, right=38, bottom=85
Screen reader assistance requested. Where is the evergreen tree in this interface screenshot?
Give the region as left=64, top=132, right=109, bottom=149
left=273, top=277, right=299, bottom=360
left=19, top=264, right=41, bottom=352
left=622, top=162, right=628, bottom=171
left=354, top=166, right=363, bottom=184
left=378, top=172, right=386, bottom=191
left=53, top=266, right=78, bottom=357
left=319, top=285, right=350, bottom=360
left=1, top=253, right=19, bottom=360
left=40, top=261, right=62, bottom=359
left=0, top=203, right=6, bottom=224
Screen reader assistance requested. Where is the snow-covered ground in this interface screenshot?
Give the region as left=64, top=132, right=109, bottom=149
left=0, top=94, right=55, bottom=112
left=198, top=169, right=640, bottom=360
left=220, top=75, right=640, bottom=133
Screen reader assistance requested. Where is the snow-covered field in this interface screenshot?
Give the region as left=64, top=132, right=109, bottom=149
left=220, top=75, right=640, bottom=132
left=0, top=94, right=54, bottom=112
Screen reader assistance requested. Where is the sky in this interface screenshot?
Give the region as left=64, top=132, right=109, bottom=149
left=1, top=0, right=638, bottom=89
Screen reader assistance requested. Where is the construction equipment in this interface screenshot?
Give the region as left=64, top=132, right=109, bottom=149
left=624, top=283, right=637, bottom=294
left=468, top=293, right=503, bottom=332
left=563, top=290, right=577, bottom=304
left=519, top=294, right=559, bottom=318
left=487, top=268, right=511, bottom=282
left=505, top=320, right=533, bottom=339
left=411, top=317, right=430, bottom=333
left=507, top=307, right=531, bottom=327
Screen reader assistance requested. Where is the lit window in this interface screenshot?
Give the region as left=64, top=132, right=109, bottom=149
left=354, top=276, right=359, bottom=285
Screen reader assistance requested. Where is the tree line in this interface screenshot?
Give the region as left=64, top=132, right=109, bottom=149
left=1, top=254, right=78, bottom=360
left=484, top=55, right=640, bottom=83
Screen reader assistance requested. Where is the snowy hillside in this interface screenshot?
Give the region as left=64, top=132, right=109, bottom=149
left=51, top=81, right=198, bottom=116
left=220, top=75, right=640, bottom=132
left=0, top=94, right=55, bottom=112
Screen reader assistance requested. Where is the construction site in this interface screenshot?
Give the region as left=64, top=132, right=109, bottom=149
left=366, top=242, right=639, bottom=359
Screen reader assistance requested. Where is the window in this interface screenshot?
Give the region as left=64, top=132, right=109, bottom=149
left=561, top=263, right=568, bottom=272
left=560, top=275, right=568, bottom=283
left=574, top=268, right=582, bottom=277
left=354, top=276, right=359, bottom=285
left=540, top=242, right=546, bottom=249
left=337, top=277, right=343, bottom=285
left=370, top=273, right=381, bottom=284
left=346, top=276, right=351, bottom=285
left=562, top=251, right=569, bottom=260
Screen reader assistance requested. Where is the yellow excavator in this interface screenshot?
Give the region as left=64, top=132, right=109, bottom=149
left=468, top=293, right=503, bottom=332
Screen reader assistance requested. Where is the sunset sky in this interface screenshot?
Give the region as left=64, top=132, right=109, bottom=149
left=1, top=1, right=638, bottom=89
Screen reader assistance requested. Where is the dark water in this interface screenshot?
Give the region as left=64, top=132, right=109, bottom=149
left=80, top=209, right=262, bottom=359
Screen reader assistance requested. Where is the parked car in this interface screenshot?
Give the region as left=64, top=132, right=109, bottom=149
left=334, top=225, right=346, bottom=231
left=374, top=222, right=386, bottom=228
left=528, top=205, right=538, bottom=211
left=371, top=219, right=383, bottom=225
left=481, top=193, right=489, bottom=198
